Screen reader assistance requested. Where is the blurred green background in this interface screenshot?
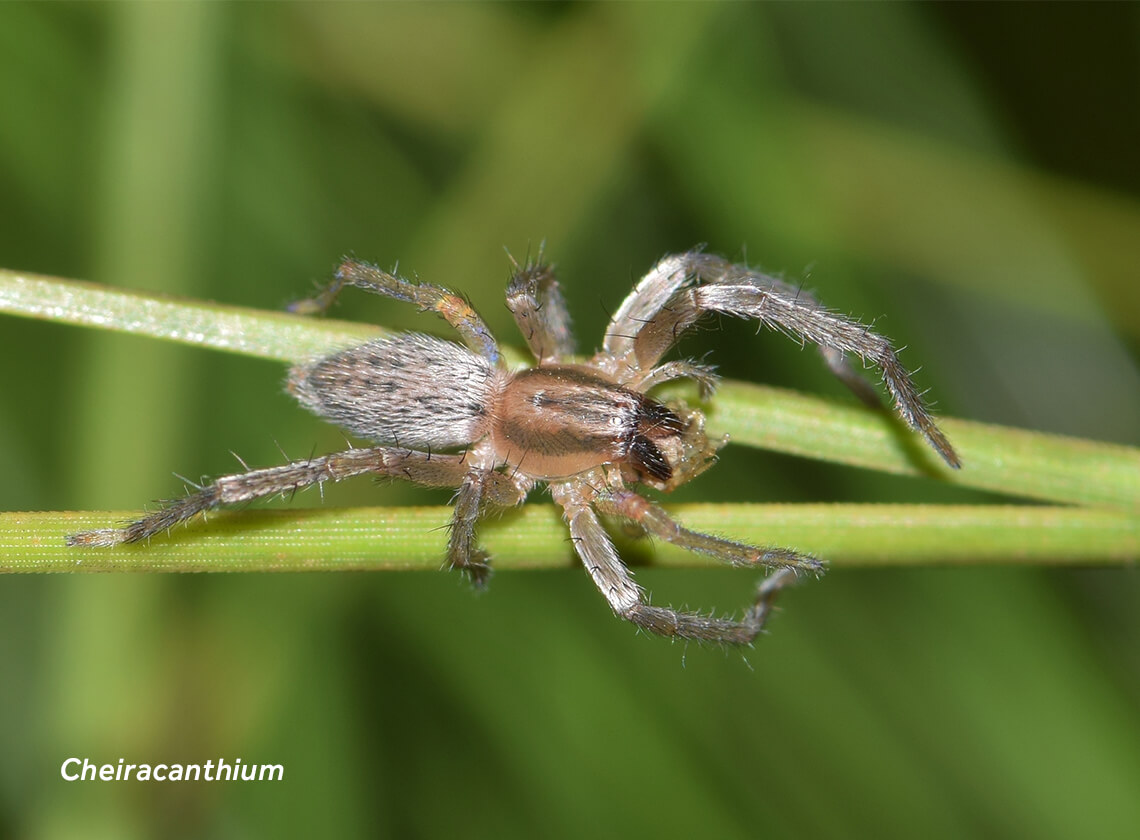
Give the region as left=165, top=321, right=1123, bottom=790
left=1, top=3, right=1138, bottom=838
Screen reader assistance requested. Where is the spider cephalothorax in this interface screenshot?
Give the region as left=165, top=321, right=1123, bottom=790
left=70, top=250, right=959, bottom=644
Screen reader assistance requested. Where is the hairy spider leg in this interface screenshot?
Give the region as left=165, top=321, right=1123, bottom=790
left=67, top=448, right=480, bottom=547
left=609, top=252, right=960, bottom=469
left=818, top=345, right=888, bottom=410
left=606, top=252, right=887, bottom=403
left=291, top=259, right=502, bottom=365
left=505, top=251, right=575, bottom=364
left=553, top=482, right=795, bottom=645
left=629, top=359, right=721, bottom=400
left=595, top=489, right=823, bottom=573
left=445, top=464, right=532, bottom=587
left=603, top=253, right=694, bottom=357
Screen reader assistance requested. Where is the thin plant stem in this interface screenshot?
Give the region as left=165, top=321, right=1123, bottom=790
left=2, top=504, right=1135, bottom=574
left=1, top=268, right=1137, bottom=573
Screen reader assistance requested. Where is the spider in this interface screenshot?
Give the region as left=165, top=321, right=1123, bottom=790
left=69, top=250, right=959, bottom=644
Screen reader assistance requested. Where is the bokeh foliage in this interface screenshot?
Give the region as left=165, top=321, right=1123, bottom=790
left=0, top=3, right=1137, bottom=839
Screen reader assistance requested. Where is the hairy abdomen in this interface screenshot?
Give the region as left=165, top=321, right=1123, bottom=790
left=288, top=333, right=497, bottom=449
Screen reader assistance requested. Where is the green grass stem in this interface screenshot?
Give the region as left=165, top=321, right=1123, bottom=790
left=1, top=268, right=1136, bottom=572
left=3, top=504, right=1135, bottom=574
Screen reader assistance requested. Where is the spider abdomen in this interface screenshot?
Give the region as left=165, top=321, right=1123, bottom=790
left=492, top=366, right=682, bottom=482
left=288, top=332, right=499, bottom=449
